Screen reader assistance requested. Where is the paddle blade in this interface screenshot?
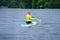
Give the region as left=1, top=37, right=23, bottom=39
left=37, top=19, right=43, bottom=23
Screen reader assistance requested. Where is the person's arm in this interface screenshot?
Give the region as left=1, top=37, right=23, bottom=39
left=30, top=15, right=36, bottom=20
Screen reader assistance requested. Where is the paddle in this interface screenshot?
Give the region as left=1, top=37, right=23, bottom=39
left=37, top=18, right=43, bottom=23
left=32, top=16, right=34, bottom=18
left=32, top=16, right=43, bottom=23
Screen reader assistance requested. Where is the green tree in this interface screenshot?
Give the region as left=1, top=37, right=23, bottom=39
left=0, top=0, right=60, bottom=8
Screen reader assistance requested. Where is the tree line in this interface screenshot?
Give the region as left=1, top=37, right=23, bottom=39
left=0, top=0, right=60, bottom=8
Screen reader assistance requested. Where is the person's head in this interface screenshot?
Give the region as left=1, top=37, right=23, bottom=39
left=27, top=11, right=30, bottom=15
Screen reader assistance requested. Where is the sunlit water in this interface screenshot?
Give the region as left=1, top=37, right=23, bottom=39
left=0, top=8, right=60, bottom=40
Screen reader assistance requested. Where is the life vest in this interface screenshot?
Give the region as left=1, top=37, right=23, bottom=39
left=26, top=14, right=35, bottom=22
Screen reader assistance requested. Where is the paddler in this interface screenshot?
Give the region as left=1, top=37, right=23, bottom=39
left=26, top=11, right=36, bottom=24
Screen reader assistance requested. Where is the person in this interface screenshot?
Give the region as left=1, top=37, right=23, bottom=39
left=26, top=11, right=35, bottom=24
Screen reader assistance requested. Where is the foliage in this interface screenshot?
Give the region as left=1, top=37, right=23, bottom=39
left=0, top=0, right=60, bottom=8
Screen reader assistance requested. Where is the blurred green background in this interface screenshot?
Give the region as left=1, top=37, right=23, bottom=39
left=0, top=0, right=60, bottom=8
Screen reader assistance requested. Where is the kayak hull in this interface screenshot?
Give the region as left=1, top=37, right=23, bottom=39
left=21, top=21, right=37, bottom=27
